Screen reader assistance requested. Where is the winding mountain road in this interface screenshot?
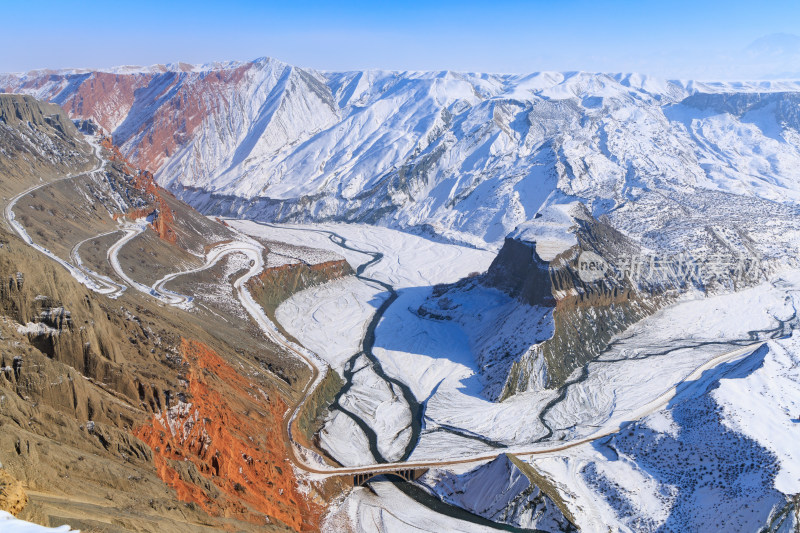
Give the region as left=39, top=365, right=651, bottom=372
left=70, top=230, right=128, bottom=298
left=2, top=143, right=771, bottom=479
left=3, top=141, right=124, bottom=296
left=198, top=225, right=768, bottom=477
left=104, top=222, right=196, bottom=307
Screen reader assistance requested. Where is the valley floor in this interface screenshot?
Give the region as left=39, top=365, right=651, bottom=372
left=7, top=194, right=798, bottom=530
left=233, top=221, right=800, bottom=533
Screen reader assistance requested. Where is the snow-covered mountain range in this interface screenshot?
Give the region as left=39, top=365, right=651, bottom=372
left=4, top=58, right=800, bottom=246
left=4, top=59, right=800, bottom=532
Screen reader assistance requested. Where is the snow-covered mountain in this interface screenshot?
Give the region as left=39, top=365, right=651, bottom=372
left=6, top=57, right=800, bottom=407
left=4, top=61, right=800, bottom=533
left=4, top=59, right=800, bottom=246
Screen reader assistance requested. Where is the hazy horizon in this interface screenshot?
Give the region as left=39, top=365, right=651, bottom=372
left=3, top=0, right=800, bottom=80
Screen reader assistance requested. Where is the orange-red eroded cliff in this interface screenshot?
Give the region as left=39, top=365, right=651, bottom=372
left=134, top=338, right=319, bottom=531
left=102, top=137, right=178, bottom=243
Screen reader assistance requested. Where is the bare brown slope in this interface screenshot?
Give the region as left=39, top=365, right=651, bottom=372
left=0, top=94, right=93, bottom=198
left=0, top=95, right=323, bottom=531
left=0, top=242, right=320, bottom=530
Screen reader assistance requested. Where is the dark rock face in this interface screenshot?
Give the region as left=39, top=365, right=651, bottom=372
left=483, top=238, right=554, bottom=307
left=73, top=118, right=100, bottom=135
left=0, top=94, right=77, bottom=134
left=495, top=213, right=663, bottom=397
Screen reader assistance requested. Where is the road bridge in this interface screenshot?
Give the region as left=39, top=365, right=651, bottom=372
left=352, top=468, right=427, bottom=486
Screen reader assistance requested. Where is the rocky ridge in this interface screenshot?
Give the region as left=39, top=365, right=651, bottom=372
left=6, top=63, right=800, bottom=250
left=0, top=94, right=322, bottom=531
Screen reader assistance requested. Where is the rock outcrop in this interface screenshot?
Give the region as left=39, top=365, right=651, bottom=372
left=0, top=469, right=27, bottom=516
left=247, top=257, right=353, bottom=318
left=0, top=93, right=76, bottom=133
left=0, top=94, right=93, bottom=197
left=134, top=339, right=320, bottom=530
left=103, top=136, right=179, bottom=244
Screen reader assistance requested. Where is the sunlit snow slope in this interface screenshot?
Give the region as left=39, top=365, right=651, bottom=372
left=5, top=61, right=800, bottom=245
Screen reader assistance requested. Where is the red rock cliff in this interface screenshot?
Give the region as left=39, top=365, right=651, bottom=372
left=134, top=338, right=319, bottom=531
left=102, top=137, right=178, bottom=244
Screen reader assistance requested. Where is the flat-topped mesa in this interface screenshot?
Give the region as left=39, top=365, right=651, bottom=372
left=484, top=203, right=587, bottom=307
left=496, top=205, right=661, bottom=398
left=493, top=201, right=769, bottom=399
left=484, top=202, right=647, bottom=306
left=425, top=201, right=754, bottom=401
left=469, top=205, right=634, bottom=394
left=417, top=202, right=657, bottom=399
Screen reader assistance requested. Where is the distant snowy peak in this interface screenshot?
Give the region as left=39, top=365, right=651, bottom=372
left=8, top=58, right=270, bottom=76
left=4, top=58, right=800, bottom=245
left=741, top=33, right=800, bottom=79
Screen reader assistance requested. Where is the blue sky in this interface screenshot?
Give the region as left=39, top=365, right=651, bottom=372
left=3, top=0, right=800, bottom=78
